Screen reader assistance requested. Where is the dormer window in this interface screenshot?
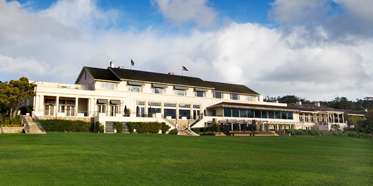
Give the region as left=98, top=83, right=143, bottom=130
left=194, top=88, right=207, bottom=97
left=214, top=92, right=222, bottom=99
left=152, top=83, right=167, bottom=94
left=174, top=85, right=188, bottom=96
left=230, top=94, right=239, bottom=100
left=127, top=81, right=144, bottom=92
left=246, top=95, right=255, bottom=101
left=101, top=82, right=117, bottom=90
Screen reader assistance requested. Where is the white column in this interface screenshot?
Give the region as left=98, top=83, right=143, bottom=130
left=276, top=124, right=278, bottom=131
left=56, top=96, right=59, bottom=116
left=75, top=97, right=79, bottom=116
left=40, top=95, right=44, bottom=112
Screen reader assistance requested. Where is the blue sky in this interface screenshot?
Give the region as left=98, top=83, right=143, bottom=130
left=1, top=0, right=373, bottom=101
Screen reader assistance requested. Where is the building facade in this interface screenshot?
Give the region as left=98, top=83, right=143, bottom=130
left=28, top=62, right=363, bottom=133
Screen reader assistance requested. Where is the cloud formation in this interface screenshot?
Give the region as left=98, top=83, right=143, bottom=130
left=152, top=0, right=218, bottom=27
left=0, top=0, right=372, bottom=101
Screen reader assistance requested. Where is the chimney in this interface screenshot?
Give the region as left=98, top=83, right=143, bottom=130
left=314, top=102, right=320, bottom=107
left=110, top=61, right=114, bottom=68
left=118, top=66, right=125, bottom=69
left=168, top=72, right=174, bottom=75
left=296, top=101, right=302, bottom=105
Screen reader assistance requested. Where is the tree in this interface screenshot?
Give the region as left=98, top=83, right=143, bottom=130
left=0, top=77, right=36, bottom=119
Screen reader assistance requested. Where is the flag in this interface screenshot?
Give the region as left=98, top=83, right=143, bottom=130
left=131, top=59, right=134, bottom=66
left=182, top=66, right=188, bottom=71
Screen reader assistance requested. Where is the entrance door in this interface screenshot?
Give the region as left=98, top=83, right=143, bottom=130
left=44, top=105, right=55, bottom=116
left=193, top=110, right=200, bottom=120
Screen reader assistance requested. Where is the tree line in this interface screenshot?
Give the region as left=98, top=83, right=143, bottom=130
left=264, top=95, right=372, bottom=111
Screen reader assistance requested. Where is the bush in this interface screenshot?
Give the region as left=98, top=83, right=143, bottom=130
left=359, top=133, right=366, bottom=138
left=169, top=128, right=178, bottom=135
left=319, top=130, right=326, bottom=136
left=308, top=130, right=316, bottom=136
left=285, top=129, right=296, bottom=136
left=161, top=123, right=171, bottom=134
left=127, top=122, right=164, bottom=133
left=2, top=115, right=23, bottom=127
left=295, top=130, right=305, bottom=135
left=95, top=122, right=104, bottom=133
left=366, top=133, right=373, bottom=138
left=19, top=106, right=33, bottom=115
left=113, top=122, right=124, bottom=133
left=41, top=119, right=92, bottom=132
left=346, top=131, right=359, bottom=138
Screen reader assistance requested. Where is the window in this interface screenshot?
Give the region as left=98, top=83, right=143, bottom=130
left=164, top=103, right=176, bottom=107
left=230, top=94, right=239, bottom=100
left=174, top=89, right=185, bottom=96
left=153, top=87, right=164, bottom=94
left=98, top=105, right=106, bottom=113
left=101, top=82, right=117, bottom=90
left=214, top=92, right=222, bottom=99
left=246, top=96, right=255, bottom=101
left=128, top=85, right=142, bottom=92
left=224, top=108, right=231, bottom=117
left=136, top=101, right=145, bottom=106
left=179, top=104, right=191, bottom=108
left=148, top=102, right=161, bottom=107
left=195, top=91, right=204, bottom=97
left=193, top=105, right=200, bottom=109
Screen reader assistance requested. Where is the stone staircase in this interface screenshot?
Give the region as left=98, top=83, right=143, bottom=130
left=162, top=116, right=199, bottom=136
left=22, top=115, right=46, bottom=134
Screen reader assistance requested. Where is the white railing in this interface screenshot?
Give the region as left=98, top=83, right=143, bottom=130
left=33, top=81, right=94, bottom=90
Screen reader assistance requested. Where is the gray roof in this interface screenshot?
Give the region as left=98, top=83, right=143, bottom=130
left=80, top=66, right=259, bottom=94
left=205, top=81, right=259, bottom=95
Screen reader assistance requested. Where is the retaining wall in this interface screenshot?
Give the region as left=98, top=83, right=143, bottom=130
left=1, top=127, right=24, bottom=133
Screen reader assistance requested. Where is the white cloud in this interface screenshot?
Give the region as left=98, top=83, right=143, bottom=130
left=152, top=0, right=218, bottom=27
left=0, top=0, right=372, bottom=101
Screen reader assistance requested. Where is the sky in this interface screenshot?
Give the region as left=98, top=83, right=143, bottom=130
left=0, top=0, right=372, bottom=101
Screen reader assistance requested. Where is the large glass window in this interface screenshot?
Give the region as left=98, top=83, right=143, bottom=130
left=239, top=109, right=247, bottom=117
left=275, top=111, right=280, bottom=119
left=230, top=94, right=239, bottom=100
left=153, top=87, right=164, bottom=94
left=214, top=92, right=222, bottom=99
left=196, top=91, right=204, bottom=97
left=262, top=111, right=268, bottom=118
left=179, top=110, right=191, bottom=119
left=281, top=112, right=287, bottom=119
left=288, top=112, right=293, bottom=119
left=128, top=85, right=141, bottom=92
left=255, top=110, right=262, bottom=118
left=269, top=111, right=275, bottom=119
left=247, top=110, right=254, bottom=118
left=232, top=109, right=239, bottom=117
left=164, top=109, right=176, bottom=119
left=98, top=105, right=105, bottom=113
left=224, top=108, right=232, bottom=117
left=174, top=89, right=185, bottom=96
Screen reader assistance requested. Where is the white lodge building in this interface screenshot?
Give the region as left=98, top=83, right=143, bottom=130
left=29, top=62, right=361, bottom=133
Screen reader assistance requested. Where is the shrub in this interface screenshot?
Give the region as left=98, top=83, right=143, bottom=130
left=127, top=122, right=163, bottom=133
left=295, top=130, right=305, bottom=135
left=95, top=122, right=104, bottom=133
left=19, top=106, right=33, bottom=115
left=366, top=133, right=373, bottom=138
left=41, top=119, right=92, bottom=132
left=319, top=130, right=326, bottom=136
left=113, top=122, right=124, bottom=133
left=285, top=129, right=296, bottom=136
left=359, top=133, right=366, bottom=138
left=308, top=130, right=316, bottom=136
left=169, top=128, right=178, bottom=135
left=346, top=131, right=358, bottom=138
left=161, top=123, right=171, bottom=134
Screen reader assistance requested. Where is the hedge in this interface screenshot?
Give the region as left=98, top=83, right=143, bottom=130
left=41, top=119, right=93, bottom=132
left=127, top=122, right=170, bottom=134
left=284, top=129, right=372, bottom=138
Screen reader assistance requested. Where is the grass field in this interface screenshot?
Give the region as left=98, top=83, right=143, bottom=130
left=0, top=133, right=372, bottom=186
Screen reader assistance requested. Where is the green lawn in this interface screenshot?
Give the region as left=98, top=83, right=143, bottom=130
left=0, top=133, right=372, bottom=186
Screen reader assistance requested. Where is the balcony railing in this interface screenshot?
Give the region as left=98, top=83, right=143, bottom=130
left=33, top=81, right=94, bottom=90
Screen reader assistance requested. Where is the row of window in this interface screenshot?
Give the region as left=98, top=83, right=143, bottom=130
left=128, top=85, right=256, bottom=101
left=223, top=108, right=294, bottom=120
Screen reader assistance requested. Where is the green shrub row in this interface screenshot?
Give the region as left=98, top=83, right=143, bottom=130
left=113, top=122, right=124, bottom=133
left=127, top=122, right=170, bottom=134
left=1, top=115, right=23, bottom=127
left=168, top=128, right=178, bottom=135
left=285, top=129, right=373, bottom=138
left=41, top=119, right=93, bottom=132
left=95, top=122, right=104, bottom=133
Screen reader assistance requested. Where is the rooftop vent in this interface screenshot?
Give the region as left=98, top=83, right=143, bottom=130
left=168, top=72, right=174, bottom=75
left=118, top=66, right=125, bottom=69
left=296, top=101, right=302, bottom=105
left=110, top=61, right=114, bottom=68
left=314, top=102, right=320, bottom=107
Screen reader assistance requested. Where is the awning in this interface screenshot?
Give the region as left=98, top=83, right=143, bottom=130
left=152, top=83, right=167, bottom=88
left=127, top=80, right=144, bottom=86
left=174, top=85, right=188, bottom=90
left=110, top=100, right=121, bottom=105
left=194, top=87, right=207, bottom=92
left=97, top=99, right=108, bottom=104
